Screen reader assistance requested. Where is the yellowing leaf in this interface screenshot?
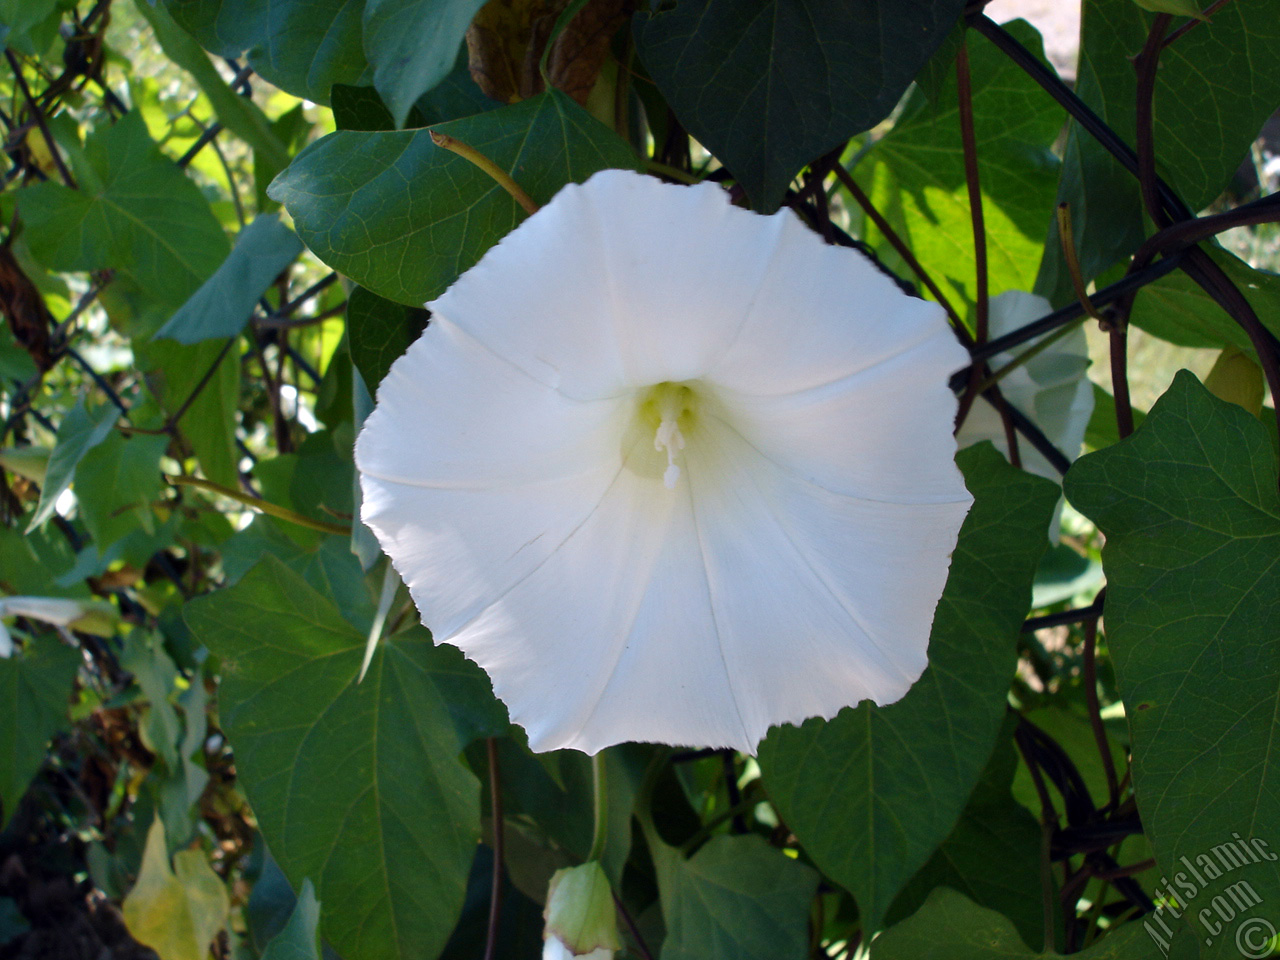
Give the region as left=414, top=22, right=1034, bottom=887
left=1204, top=346, right=1264, bottom=416
left=122, top=819, right=229, bottom=960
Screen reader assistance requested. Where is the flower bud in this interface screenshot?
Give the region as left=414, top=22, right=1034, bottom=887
left=542, top=862, right=620, bottom=959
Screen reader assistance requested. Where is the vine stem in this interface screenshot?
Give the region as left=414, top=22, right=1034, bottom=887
left=975, top=11, right=1280, bottom=467
left=587, top=751, right=608, bottom=862
left=1014, top=720, right=1060, bottom=954
left=831, top=163, right=965, bottom=334
left=1134, top=14, right=1176, bottom=232
left=953, top=34, right=992, bottom=433
left=1129, top=9, right=1280, bottom=458
left=6, top=50, right=76, bottom=189
left=1161, top=0, right=1234, bottom=49
left=1082, top=603, right=1120, bottom=811
left=166, top=474, right=351, bottom=535
left=482, top=737, right=504, bottom=960
left=430, top=131, right=540, bottom=215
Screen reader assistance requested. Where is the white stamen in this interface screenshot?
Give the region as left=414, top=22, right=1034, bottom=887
left=653, top=393, right=687, bottom=490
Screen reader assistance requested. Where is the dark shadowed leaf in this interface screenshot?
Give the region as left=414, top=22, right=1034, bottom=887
left=1065, top=372, right=1280, bottom=959
left=886, top=731, right=1051, bottom=950
left=347, top=286, right=428, bottom=391
left=363, top=0, right=489, bottom=128
left=259, top=879, right=320, bottom=960
left=162, top=0, right=369, bottom=104
left=0, top=635, right=78, bottom=827
left=872, top=888, right=1158, bottom=959
left=633, top=0, right=967, bottom=212
left=650, top=833, right=818, bottom=960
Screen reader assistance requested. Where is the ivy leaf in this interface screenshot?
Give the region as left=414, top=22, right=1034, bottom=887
left=0, top=636, right=78, bottom=827
left=0, top=0, right=61, bottom=55
left=1124, top=246, right=1280, bottom=354
left=363, top=0, right=489, bottom=129
left=162, top=0, right=369, bottom=104
left=887, top=731, right=1051, bottom=950
left=872, top=888, right=1158, bottom=958
left=20, top=112, right=229, bottom=311
left=649, top=833, right=818, bottom=960
left=346, top=286, right=428, bottom=391
left=855, top=21, right=1062, bottom=319
left=74, top=433, right=170, bottom=549
left=1064, top=372, right=1280, bottom=958
left=185, top=556, right=506, bottom=960
left=259, top=879, right=321, bottom=960
left=633, top=0, right=966, bottom=212
left=28, top=397, right=117, bottom=532
left=269, top=90, right=640, bottom=307
left=757, top=444, right=1058, bottom=933
left=155, top=215, right=303, bottom=344
left=138, top=337, right=240, bottom=488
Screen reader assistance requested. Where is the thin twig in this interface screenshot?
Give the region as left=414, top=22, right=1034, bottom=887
left=1023, top=592, right=1105, bottom=633
left=65, top=348, right=129, bottom=417
left=953, top=35, right=991, bottom=432
left=167, top=474, right=351, bottom=535
left=265, top=272, right=339, bottom=322
left=6, top=50, right=76, bottom=188
left=955, top=254, right=1185, bottom=379
left=482, top=737, right=504, bottom=960
left=168, top=336, right=235, bottom=429
left=614, top=894, right=655, bottom=960
left=177, top=122, right=223, bottom=169
left=1109, top=325, right=1134, bottom=439
left=1082, top=604, right=1120, bottom=811
left=832, top=163, right=965, bottom=333
left=1134, top=15, right=1176, bottom=231
left=1161, top=0, right=1233, bottom=49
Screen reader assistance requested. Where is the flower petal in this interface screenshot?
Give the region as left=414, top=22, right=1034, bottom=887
left=358, top=318, right=627, bottom=488
left=956, top=290, right=1094, bottom=485
left=358, top=319, right=629, bottom=637
left=679, top=418, right=970, bottom=748
left=438, top=434, right=751, bottom=754
left=705, top=212, right=965, bottom=396
left=707, top=328, right=970, bottom=504
left=428, top=170, right=789, bottom=398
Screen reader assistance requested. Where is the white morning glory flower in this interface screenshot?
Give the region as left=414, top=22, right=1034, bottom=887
left=956, top=290, right=1094, bottom=539
left=356, top=170, right=973, bottom=755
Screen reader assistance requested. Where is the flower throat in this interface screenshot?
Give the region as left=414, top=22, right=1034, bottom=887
left=642, top=382, right=697, bottom=490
